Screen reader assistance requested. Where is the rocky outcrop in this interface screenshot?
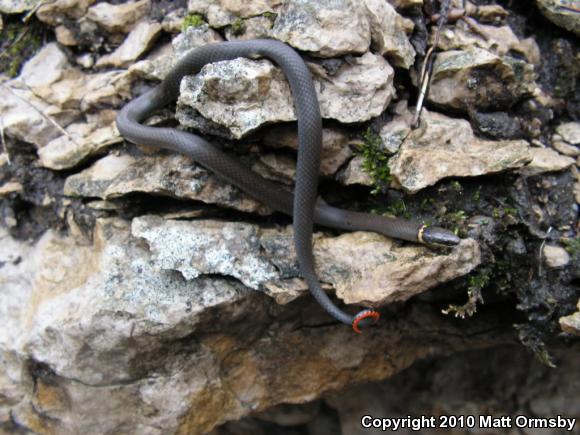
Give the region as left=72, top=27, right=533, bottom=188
left=178, top=53, right=395, bottom=138
left=386, top=109, right=532, bottom=192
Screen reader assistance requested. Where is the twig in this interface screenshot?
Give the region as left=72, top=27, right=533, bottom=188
left=412, top=0, right=452, bottom=129
left=538, top=226, right=553, bottom=277
left=22, top=0, right=56, bottom=23
left=0, top=118, right=10, bottom=165
left=1, top=83, right=80, bottom=147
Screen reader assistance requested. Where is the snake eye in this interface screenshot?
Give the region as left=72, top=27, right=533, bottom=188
left=352, top=310, right=381, bottom=333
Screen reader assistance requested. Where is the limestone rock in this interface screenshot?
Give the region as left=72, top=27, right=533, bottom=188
left=316, top=233, right=481, bottom=306
left=178, top=53, right=395, bottom=138
left=64, top=152, right=271, bottom=214
left=520, top=147, right=575, bottom=176
left=36, top=0, right=97, bottom=25
left=271, top=0, right=371, bottom=57
left=557, top=122, right=580, bottom=145
left=132, top=216, right=279, bottom=288
left=0, top=219, right=502, bottom=434
left=389, top=110, right=532, bottom=193
left=96, top=21, right=162, bottom=68
left=188, top=0, right=282, bottom=27
left=543, top=245, right=570, bottom=268
left=435, top=21, right=540, bottom=65
left=363, top=0, right=415, bottom=68
left=86, top=0, right=151, bottom=33
left=0, top=0, right=39, bottom=13
left=19, top=43, right=71, bottom=89
left=262, top=125, right=353, bottom=177
left=536, top=0, right=580, bottom=36
left=428, top=48, right=536, bottom=112
left=338, top=156, right=373, bottom=186
left=224, top=16, right=274, bottom=41
left=39, top=112, right=122, bottom=170
left=560, top=300, right=580, bottom=335
left=0, top=82, right=76, bottom=148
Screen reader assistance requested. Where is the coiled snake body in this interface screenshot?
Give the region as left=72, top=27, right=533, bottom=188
left=117, top=39, right=459, bottom=332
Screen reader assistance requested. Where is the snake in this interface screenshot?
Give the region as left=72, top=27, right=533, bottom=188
left=117, top=39, right=460, bottom=332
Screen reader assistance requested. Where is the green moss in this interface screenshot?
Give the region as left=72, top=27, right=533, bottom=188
left=181, top=14, right=206, bottom=31
left=229, top=18, right=246, bottom=36
left=262, top=12, right=277, bottom=21
left=0, top=21, right=43, bottom=78
left=563, top=236, right=580, bottom=263
left=443, top=268, right=490, bottom=319
left=358, top=128, right=391, bottom=195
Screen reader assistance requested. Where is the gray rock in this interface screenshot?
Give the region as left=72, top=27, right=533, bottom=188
left=0, top=0, right=39, bottom=13
left=36, top=0, right=97, bottom=25
left=536, top=0, right=580, bottom=36
left=86, top=0, right=151, bottom=34
left=363, top=0, right=415, bottom=68
left=428, top=48, right=536, bottom=112
left=188, top=0, right=282, bottom=28
left=177, top=53, right=395, bottom=138
left=132, top=216, right=278, bottom=287
left=338, top=156, right=373, bottom=187
left=543, top=245, right=570, bottom=268
left=96, top=21, right=162, bottom=68
left=64, top=152, right=271, bottom=214
left=262, top=125, right=353, bottom=177
left=560, top=299, right=580, bottom=336
left=389, top=110, right=532, bottom=193
left=557, top=122, right=580, bottom=145
left=272, top=0, right=371, bottom=57
left=520, top=147, right=575, bottom=176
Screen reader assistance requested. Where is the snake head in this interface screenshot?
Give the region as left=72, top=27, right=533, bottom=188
left=420, top=225, right=460, bottom=247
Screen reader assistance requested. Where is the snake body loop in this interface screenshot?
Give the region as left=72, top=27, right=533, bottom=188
left=117, top=39, right=459, bottom=331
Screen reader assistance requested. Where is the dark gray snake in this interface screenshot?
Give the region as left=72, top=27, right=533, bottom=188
left=117, top=39, right=460, bottom=332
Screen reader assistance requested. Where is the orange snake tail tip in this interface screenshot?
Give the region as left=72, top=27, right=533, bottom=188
left=352, top=310, right=381, bottom=334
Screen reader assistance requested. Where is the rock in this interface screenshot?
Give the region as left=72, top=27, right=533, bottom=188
left=520, top=147, right=575, bottom=176
left=315, top=233, right=481, bottom=306
left=96, top=21, right=162, bottom=68
left=575, top=182, right=580, bottom=204
left=188, top=0, right=282, bottom=28
left=543, top=245, right=570, bottom=268
left=86, top=0, right=151, bottom=34
left=389, top=110, right=532, bottom=193
left=252, top=153, right=296, bottom=185
left=64, top=152, right=271, bottom=214
left=0, top=0, right=39, bottom=13
left=387, top=0, right=422, bottom=8
left=0, top=82, right=77, bottom=148
left=178, top=53, right=395, bottom=138
left=552, top=139, right=579, bottom=157
left=19, top=43, right=70, bottom=89
left=225, top=16, right=274, bottom=40
left=560, top=300, right=580, bottom=335
left=132, top=216, right=279, bottom=287
left=257, top=402, right=321, bottom=426
left=55, top=25, right=80, bottom=46
left=39, top=113, right=122, bottom=170
left=262, top=125, right=353, bottom=177
left=0, top=181, right=23, bottom=196
left=363, top=0, right=415, bottom=68
left=435, top=21, right=540, bottom=65
left=338, top=156, right=373, bottom=186
left=272, top=0, right=371, bottom=57
left=428, top=48, right=536, bottom=112
left=36, top=0, right=97, bottom=25
left=557, top=122, right=580, bottom=145
left=310, top=52, right=395, bottom=124
left=535, top=0, right=580, bottom=36
left=0, top=219, right=503, bottom=435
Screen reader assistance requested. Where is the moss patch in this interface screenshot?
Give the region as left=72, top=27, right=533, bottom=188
left=357, top=128, right=391, bottom=195
left=181, top=14, right=206, bottom=31
left=0, top=19, right=44, bottom=77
